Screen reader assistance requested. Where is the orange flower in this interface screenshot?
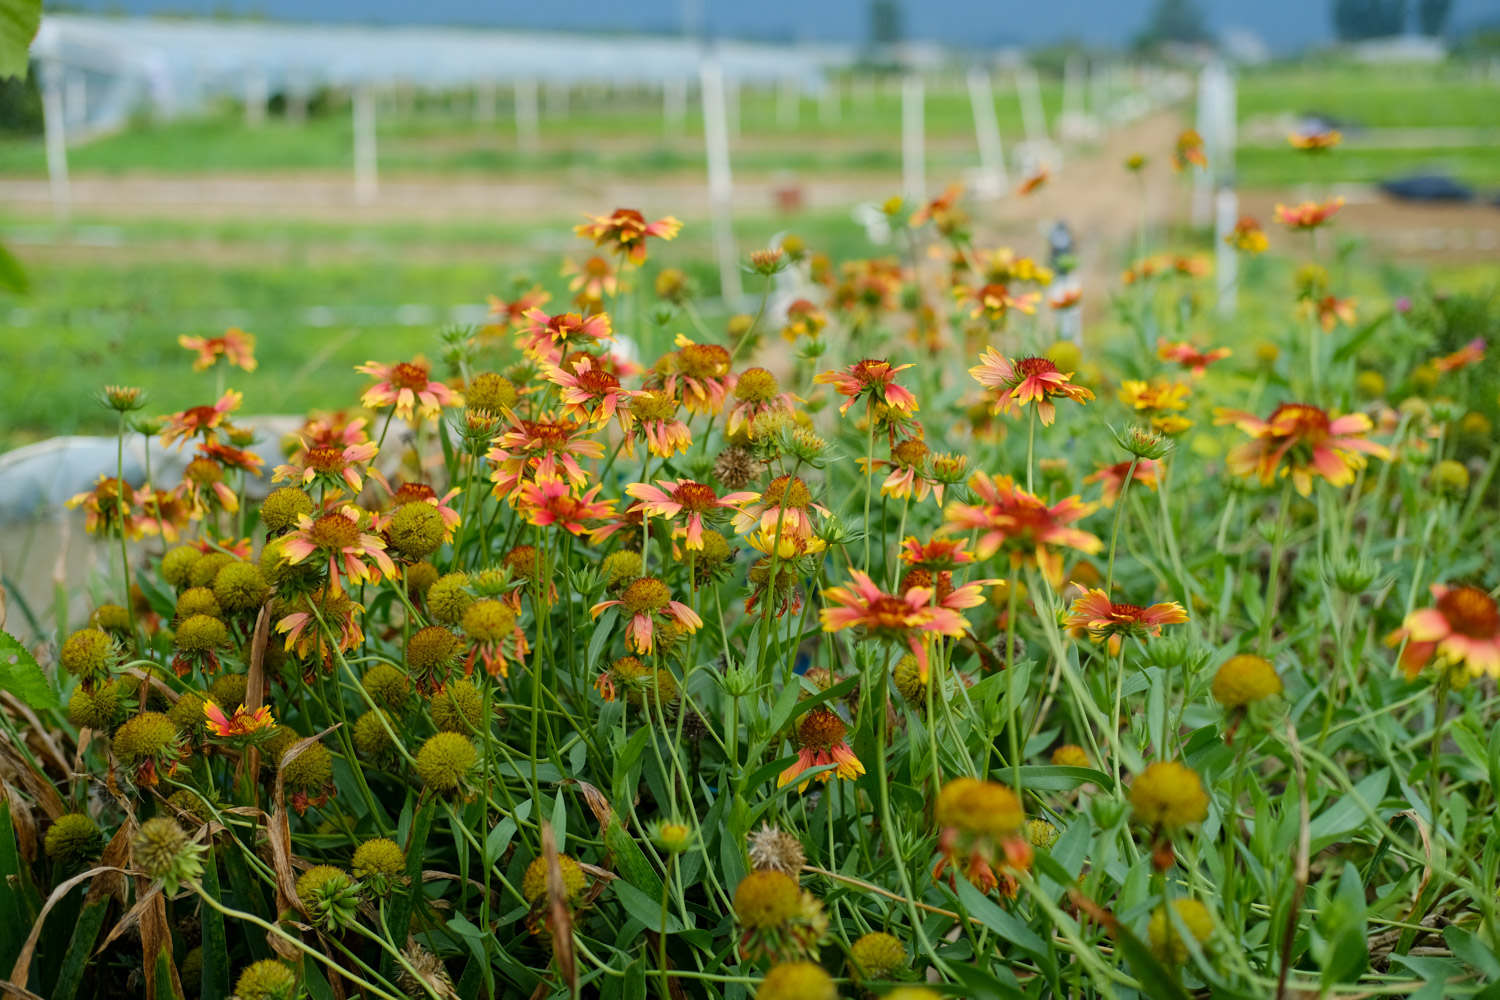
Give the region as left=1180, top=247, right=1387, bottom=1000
left=820, top=569, right=978, bottom=680
left=815, top=359, right=919, bottom=417
left=1303, top=294, right=1356, bottom=332
left=66, top=475, right=148, bottom=539
left=861, top=436, right=944, bottom=504
left=204, top=700, right=274, bottom=738
left=1172, top=129, right=1206, bottom=171
left=356, top=359, right=462, bottom=421
left=513, top=459, right=616, bottom=536
left=942, top=472, right=1101, bottom=586
left=1275, top=198, right=1344, bottom=230
left=1214, top=402, right=1389, bottom=496
left=545, top=355, right=638, bottom=429
left=562, top=254, right=619, bottom=303
left=486, top=284, right=551, bottom=334
left=1432, top=337, right=1485, bottom=374
left=1156, top=338, right=1231, bottom=377
left=1226, top=216, right=1268, bottom=254
left=590, top=576, right=701, bottom=655
left=1017, top=168, right=1049, bottom=195
left=517, top=308, right=613, bottom=365
left=1049, top=287, right=1083, bottom=310
left=956, top=282, right=1042, bottom=324
left=1289, top=128, right=1341, bottom=152
left=624, top=391, right=692, bottom=458
left=274, top=436, right=379, bottom=494
left=625, top=479, right=756, bottom=550
left=662, top=338, right=735, bottom=415
left=730, top=475, right=829, bottom=557
left=1084, top=459, right=1161, bottom=508
left=1064, top=588, right=1188, bottom=641
left=1388, top=584, right=1500, bottom=681
left=970, top=349, right=1094, bottom=426
left=161, top=391, right=243, bottom=448
left=487, top=412, right=604, bottom=498
left=780, top=298, right=828, bottom=343
left=282, top=506, right=398, bottom=594
left=179, top=327, right=257, bottom=372
left=575, top=208, right=681, bottom=265
left=276, top=588, right=364, bottom=674
left=778, top=707, right=865, bottom=790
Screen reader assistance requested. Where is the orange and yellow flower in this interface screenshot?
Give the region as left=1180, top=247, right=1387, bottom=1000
left=730, top=475, right=829, bottom=557
left=970, top=349, right=1094, bottom=426
left=1303, top=295, right=1356, bottom=332
left=487, top=413, right=604, bottom=498
left=820, top=569, right=976, bottom=679
left=1084, top=459, right=1161, bottom=508
left=513, top=459, right=616, bottom=536
left=546, top=355, right=638, bottom=430
left=1017, top=168, right=1048, bottom=195
left=1156, top=338, right=1231, bottom=377
left=179, top=327, right=257, bottom=372
left=282, top=506, right=398, bottom=594
left=356, top=359, right=462, bottom=422
left=1119, top=379, right=1193, bottom=434
left=161, top=391, right=243, bottom=448
left=591, top=576, right=702, bottom=655
left=1275, top=198, right=1344, bottom=230
left=204, top=700, right=274, bottom=738
left=518, top=308, right=613, bottom=365
left=779, top=707, right=865, bottom=790
left=1226, top=216, right=1268, bottom=254
left=942, top=472, right=1101, bottom=586
left=1388, top=584, right=1500, bottom=681
left=1173, top=129, right=1206, bottom=171
left=575, top=208, right=681, bottom=265
left=275, top=436, right=378, bottom=494
left=1065, top=588, right=1188, bottom=642
left=1289, top=128, right=1341, bottom=152
left=625, top=479, right=756, bottom=550
left=815, top=359, right=918, bottom=418
left=1432, top=337, right=1485, bottom=374
left=1214, top=402, right=1389, bottom=496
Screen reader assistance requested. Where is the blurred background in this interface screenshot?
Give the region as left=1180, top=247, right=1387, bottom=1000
left=0, top=0, right=1498, bottom=450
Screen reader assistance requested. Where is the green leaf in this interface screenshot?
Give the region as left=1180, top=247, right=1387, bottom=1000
left=198, top=849, right=230, bottom=1000
left=0, top=0, right=40, bottom=81
left=1316, top=863, right=1368, bottom=987
left=1331, top=309, right=1389, bottom=364
left=1309, top=768, right=1389, bottom=849
left=1009, top=764, right=1112, bottom=792
left=0, top=630, right=59, bottom=711
left=586, top=607, right=617, bottom=671
left=611, top=878, right=690, bottom=933
left=0, top=242, right=27, bottom=295
left=47, top=899, right=109, bottom=1000
left=1108, top=917, right=1193, bottom=1000
left=954, top=877, right=1047, bottom=959
left=1445, top=925, right=1500, bottom=979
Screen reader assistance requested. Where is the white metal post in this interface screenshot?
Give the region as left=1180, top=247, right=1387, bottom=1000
left=966, top=67, right=1007, bottom=197
left=354, top=83, right=378, bottom=205
left=700, top=59, right=742, bottom=305
left=901, top=74, right=925, bottom=206
left=1214, top=185, right=1239, bottom=317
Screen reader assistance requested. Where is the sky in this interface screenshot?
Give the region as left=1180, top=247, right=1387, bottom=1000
left=51, top=0, right=1500, bottom=52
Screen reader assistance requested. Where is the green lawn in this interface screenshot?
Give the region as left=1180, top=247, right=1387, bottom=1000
left=1236, top=143, right=1500, bottom=188
left=1236, top=63, right=1500, bottom=129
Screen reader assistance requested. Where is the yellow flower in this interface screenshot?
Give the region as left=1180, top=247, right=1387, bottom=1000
left=1148, top=898, right=1215, bottom=962
left=1210, top=654, right=1282, bottom=709
left=1129, top=761, right=1208, bottom=829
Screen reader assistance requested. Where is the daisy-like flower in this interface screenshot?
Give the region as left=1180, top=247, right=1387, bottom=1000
left=461, top=599, right=531, bottom=679
left=624, top=391, right=692, bottom=458
left=932, top=778, right=1033, bottom=897
left=625, top=479, right=756, bottom=550
left=575, top=208, right=682, bottom=265
left=780, top=299, right=827, bottom=343
left=731, top=475, right=829, bottom=557
left=179, top=327, right=257, bottom=372
left=973, top=247, right=1053, bottom=286
left=661, top=337, right=735, bottom=415
left=356, top=359, right=462, bottom=422
left=1432, top=337, right=1485, bottom=374
left=274, top=436, right=379, bottom=495
left=901, top=536, right=975, bottom=571
left=197, top=440, right=264, bottom=478
left=815, top=359, right=919, bottom=418
left=181, top=456, right=241, bottom=516
left=726, top=368, right=798, bottom=439
left=282, top=506, right=398, bottom=594
left=1084, top=459, right=1161, bottom=508
left=1119, top=379, right=1193, bottom=434
left=161, top=391, right=243, bottom=448
left=942, top=472, right=1102, bottom=587
left=1289, top=128, right=1341, bottom=152
left=1226, top=216, right=1268, bottom=254
left=1065, top=588, right=1188, bottom=641
left=820, top=569, right=973, bottom=679
left=970, top=349, right=1094, bottom=426
left=778, top=707, right=865, bottom=790
left=1017, top=168, right=1049, bottom=195
left=1214, top=402, right=1390, bottom=496
left=372, top=478, right=463, bottom=545
left=485, top=284, right=551, bottom=335
left=562, top=254, right=619, bottom=304
left=1172, top=129, right=1206, bottom=171
left=545, top=355, right=637, bottom=429
left=1304, top=295, right=1356, bottom=332
left=862, top=436, right=946, bottom=504
left=513, top=459, right=617, bottom=536
left=487, top=412, right=605, bottom=498
left=1275, top=198, right=1344, bottom=230
left=1049, top=287, right=1083, bottom=310
left=138, top=486, right=193, bottom=542
left=591, top=576, right=702, bottom=655
left=1388, top=584, right=1500, bottom=680
left=517, top=309, right=613, bottom=365
left=956, top=282, right=1042, bottom=325
left=909, top=182, right=965, bottom=229
left=276, top=587, right=364, bottom=675
left=67, top=476, right=147, bottom=539
left=203, top=700, right=274, bottom=739
left=1156, top=338, right=1231, bottom=377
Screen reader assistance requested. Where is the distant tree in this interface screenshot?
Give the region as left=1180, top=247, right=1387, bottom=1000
left=1332, top=0, right=1409, bottom=39
left=868, top=0, right=903, bottom=47
left=1418, top=0, right=1452, bottom=35
left=1135, top=0, right=1211, bottom=48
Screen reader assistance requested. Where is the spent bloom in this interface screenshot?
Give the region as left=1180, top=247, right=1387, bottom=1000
left=179, top=327, right=256, bottom=372
left=1387, top=584, right=1500, bottom=681
left=932, top=777, right=1033, bottom=896
left=778, top=707, right=865, bottom=790
left=1214, top=402, right=1389, bottom=496
left=1130, top=761, right=1209, bottom=830
left=591, top=576, right=702, bottom=656
left=970, top=349, right=1094, bottom=426
left=356, top=359, right=462, bottom=422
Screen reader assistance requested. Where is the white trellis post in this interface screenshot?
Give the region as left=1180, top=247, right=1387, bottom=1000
left=1214, top=185, right=1239, bottom=318
left=901, top=73, right=925, bottom=206
left=353, top=83, right=378, bottom=204
left=515, top=78, right=540, bottom=154
left=966, top=67, right=1007, bottom=197
left=700, top=59, right=742, bottom=304
left=40, top=58, right=70, bottom=227
left=1193, top=62, right=1235, bottom=226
